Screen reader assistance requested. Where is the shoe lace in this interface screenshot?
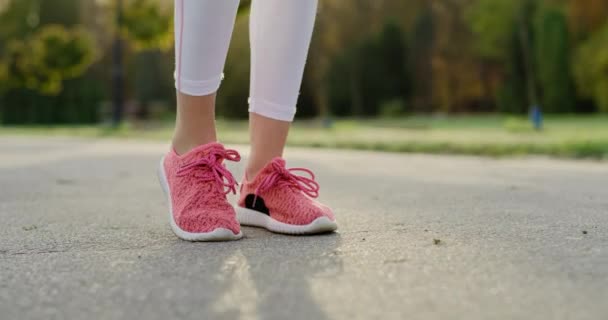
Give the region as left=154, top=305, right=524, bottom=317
left=176, top=146, right=241, bottom=195
left=254, top=161, right=320, bottom=201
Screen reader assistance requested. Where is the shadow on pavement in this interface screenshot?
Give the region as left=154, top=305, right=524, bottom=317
left=239, top=230, right=343, bottom=320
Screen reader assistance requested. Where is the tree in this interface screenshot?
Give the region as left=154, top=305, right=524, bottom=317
left=410, top=4, right=435, bottom=112
left=467, top=0, right=542, bottom=114
left=307, top=0, right=388, bottom=118
left=39, top=0, right=81, bottom=26
left=1, top=25, right=95, bottom=95
left=377, top=21, right=410, bottom=105
left=327, top=21, right=410, bottom=117
left=516, top=0, right=540, bottom=116
left=0, top=0, right=40, bottom=44
left=465, top=0, right=520, bottom=110
left=216, top=15, right=250, bottom=119
left=534, top=6, right=576, bottom=113
left=0, top=0, right=98, bottom=124
left=119, top=0, right=172, bottom=120
left=574, top=23, right=608, bottom=112
left=0, top=25, right=97, bottom=124
left=121, top=0, right=172, bottom=51
left=465, top=0, right=518, bottom=62
left=567, top=0, right=608, bottom=40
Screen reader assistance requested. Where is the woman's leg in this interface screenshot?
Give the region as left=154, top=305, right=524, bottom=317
left=172, top=0, right=240, bottom=155
left=160, top=0, right=243, bottom=242
left=236, top=0, right=336, bottom=234
left=246, top=0, right=319, bottom=179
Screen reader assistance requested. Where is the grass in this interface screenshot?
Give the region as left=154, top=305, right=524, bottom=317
left=1, top=115, right=607, bottom=159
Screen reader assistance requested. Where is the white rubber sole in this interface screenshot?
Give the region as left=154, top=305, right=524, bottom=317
left=236, top=206, right=338, bottom=235
left=157, top=156, right=242, bottom=242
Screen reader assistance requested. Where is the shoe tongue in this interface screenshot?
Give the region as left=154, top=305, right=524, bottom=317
left=254, top=157, right=286, bottom=180
left=270, top=157, right=286, bottom=168
left=243, top=157, right=288, bottom=184
left=178, top=142, right=225, bottom=164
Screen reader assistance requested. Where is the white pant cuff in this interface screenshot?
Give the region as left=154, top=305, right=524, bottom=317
left=174, top=73, right=224, bottom=96
left=248, top=97, right=296, bottom=122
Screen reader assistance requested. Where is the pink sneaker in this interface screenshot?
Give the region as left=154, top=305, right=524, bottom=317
left=236, top=158, right=337, bottom=234
left=158, top=142, right=243, bottom=241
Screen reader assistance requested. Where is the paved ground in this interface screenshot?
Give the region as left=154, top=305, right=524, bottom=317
left=0, top=136, right=607, bottom=320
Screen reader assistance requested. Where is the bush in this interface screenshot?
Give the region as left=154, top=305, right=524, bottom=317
left=0, top=25, right=95, bottom=95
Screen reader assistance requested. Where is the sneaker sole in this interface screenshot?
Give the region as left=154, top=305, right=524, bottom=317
left=235, top=206, right=338, bottom=235
left=158, top=156, right=242, bottom=242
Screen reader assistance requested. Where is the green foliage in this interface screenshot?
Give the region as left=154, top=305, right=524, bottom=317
left=410, top=6, right=434, bottom=112
left=326, top=51, right=352, bottom=117
left=328, top=21, right=410, bottom=117
left=534, top=7, right=575, bottom=113
left=0, top=1, right=98, bottom=124
left=1, top=75, right=102, bottom=124
left=497, top=81, right=526, bottom=114
left=497, top=0, right=538, bottom=114
left=356, top=36, right=384, bottom=116
left=376, top=21, right=410, bottom=108
left=0, top=0, right=40, bottom=42
left=465, top=0, right=519, bottom=61
left=495, top=31, right=528, bottom=113
left=131, top=49, right=174, bottom=115
left=574, top=23, right=608, bottom=112
left=0, top=24, right=95, bottom=95
left=35, top=26, right=96, bottom=87
left=203, top=14, right=318, bottom=120
left=121, top=0, right=172, bottom=51
left=39, top=0, right=80, bottom=26
left=216, top=16, right=250, bottom=119
left=2, top=0, right=608, bottom=125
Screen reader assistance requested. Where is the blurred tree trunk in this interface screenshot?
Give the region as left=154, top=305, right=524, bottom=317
left=349, top=54, right=364, bottom=117
left=516, top=2, right=539, bottom=109
left=411, top=3, right=435, bottom=112
left=112, top=0, right=125, bottom=126
left=479, top=61, right=493, bottom=110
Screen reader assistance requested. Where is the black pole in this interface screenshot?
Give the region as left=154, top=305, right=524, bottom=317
left=112, top=0, right=125, bottom=127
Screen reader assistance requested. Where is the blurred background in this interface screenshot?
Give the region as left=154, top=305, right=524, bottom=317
left=0, top=0, right=607, bottom=158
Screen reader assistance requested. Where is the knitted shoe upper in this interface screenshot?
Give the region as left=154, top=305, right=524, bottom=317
left=164, top=142, right=241, bottom=234
left=238, top=157, right=334, bottom=225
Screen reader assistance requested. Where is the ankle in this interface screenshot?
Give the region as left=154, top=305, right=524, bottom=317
left=172, top=135, right=216, bottom=155
left=245, top=165, right=263, bottom=182
left=173, top=92, right=217, bottom=155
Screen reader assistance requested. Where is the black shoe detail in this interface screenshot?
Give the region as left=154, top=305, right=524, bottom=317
left=244, top=194, right=270, bottom=215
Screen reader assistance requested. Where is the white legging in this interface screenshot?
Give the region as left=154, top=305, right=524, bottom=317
left=174, top=0, right=318, bottom=122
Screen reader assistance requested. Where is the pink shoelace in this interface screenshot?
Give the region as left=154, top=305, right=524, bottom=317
left=176, top=146, right=241, bottom=195
left=253, top=160, right=320, bottom=204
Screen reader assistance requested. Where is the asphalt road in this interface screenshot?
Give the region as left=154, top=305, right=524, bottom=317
left=1, top=136, right=607, bottom=320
